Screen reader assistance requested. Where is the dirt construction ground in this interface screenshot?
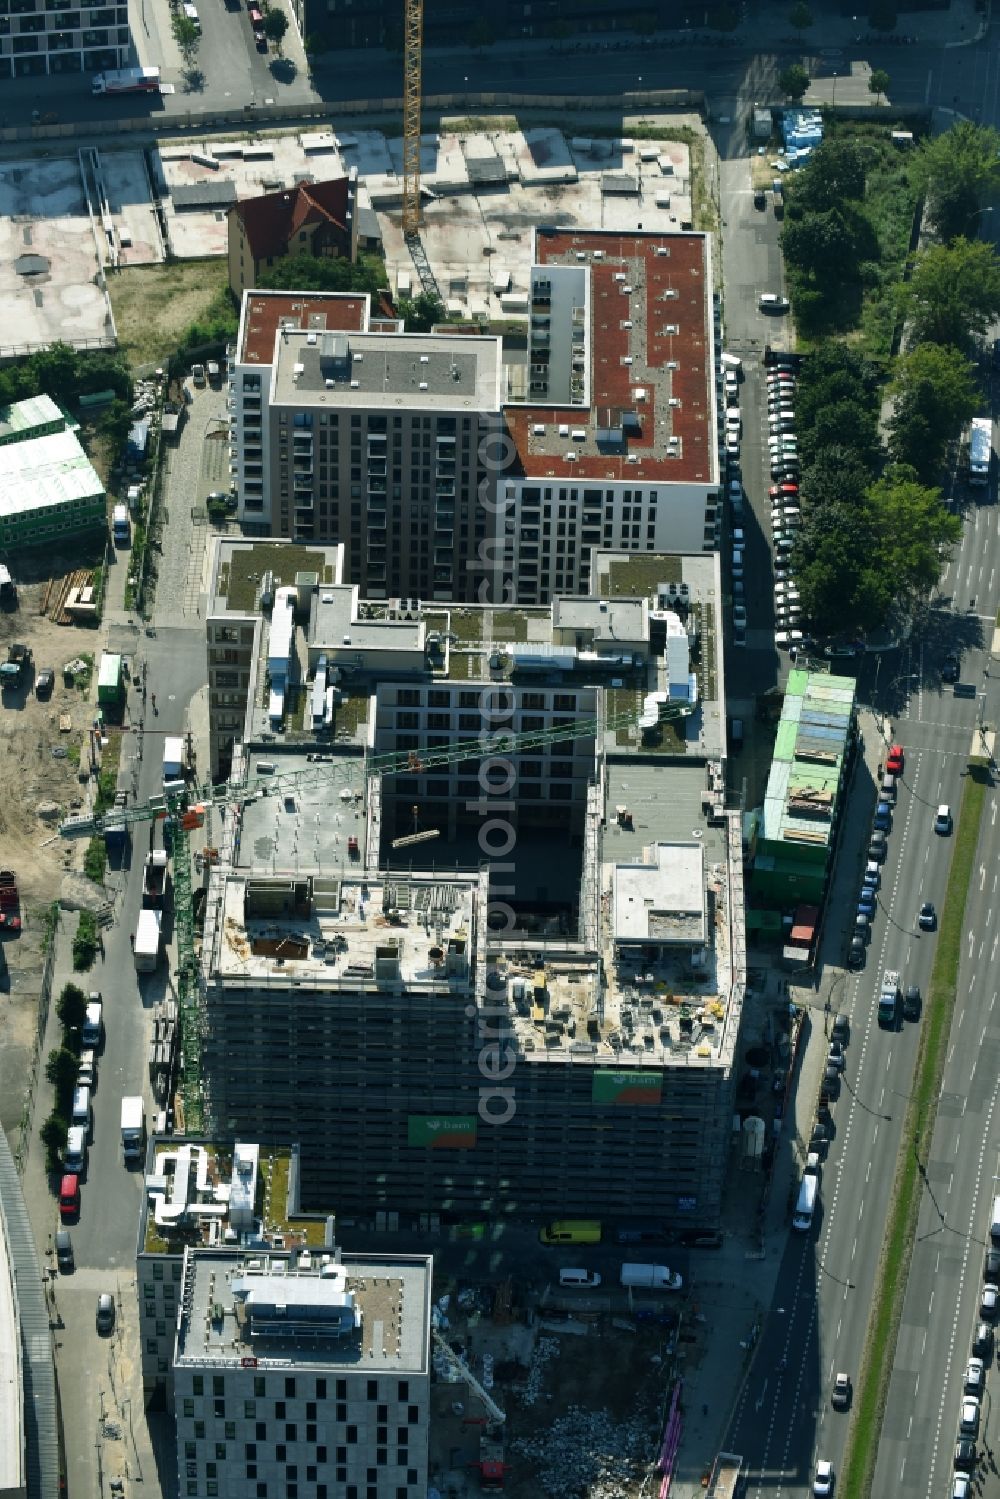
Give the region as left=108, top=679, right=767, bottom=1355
left=0, top=565, right=109, bottom=1140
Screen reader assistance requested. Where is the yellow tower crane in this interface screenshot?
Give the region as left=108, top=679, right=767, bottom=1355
left=402, top=0, right=423, bottom=237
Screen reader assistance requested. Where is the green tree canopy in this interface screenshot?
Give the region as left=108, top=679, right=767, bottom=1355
left=791, top=138, right=868, bottom=213
left=789, top=2, right=813, bottom=31
left=263, top=8, right=288, bottom=51
left=914, top=121, right=1000, bottom=243
left=56, top=982, right=87, bottom=1034
left=171, top=12, right=200, bottom=64
left=867, top=466, right=961, bottom=600
left=796, top=398, right=880, bottom=471
left=888, top=342, right=979, bottom=480
left=799, top=447, right=878, bottom=510
left=782, top=205, right=866, bottom=281
left=902, top=237, right=1000, bottom=350
left=779, top=63, right=810, bottom=103
left=793, top=343, right=881, bottom=433
left=257, top=253, right=387, bottom=297
left=868, top=68, right=890, bottom=104
left=794, top=500, right=888, bottom=636
left=398, top=292, right=446, bottom=331
left=45, top=1047, right=80, bottom=1104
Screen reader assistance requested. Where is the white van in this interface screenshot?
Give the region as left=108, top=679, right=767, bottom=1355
left=721, top=352, right=742, bottom=373
left=990, top=1195, right=1000, bottom=1246
left=558, top=1268, right=602, bottom=1288
left=64, top=1125, right=87, bottom=1174
left=793, top=1173, right=818, bottom=1230
left=71, top=1085, right=92, bottom=1139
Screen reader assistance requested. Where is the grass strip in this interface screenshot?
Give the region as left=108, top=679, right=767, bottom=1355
left=841, top=770, right=987, bottom=1499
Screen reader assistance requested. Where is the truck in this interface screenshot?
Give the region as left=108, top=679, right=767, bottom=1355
left=112, top=503, right=131, bottom=545
left=969, top=417, right=992, bottom=487
left=91, top=66, right=161, bottom=95
left=97, top=652, right=125, bottom=707
left=134, top=908, right=161, bottom=972
left=0, top=564, right=16, bottom=608
left=120, top=1096, right=146, bottom=1161
left=142, top=849, right=168, bottom=908
left=878, top=968, right=900, bottom=1028
left=792, top=1173, right=818, bottom=1231
left=619, top=1263, right=683, bottom=1291
left=163, top=735, right=185, bottom=789
left=0, top=642, right=31, bottom=688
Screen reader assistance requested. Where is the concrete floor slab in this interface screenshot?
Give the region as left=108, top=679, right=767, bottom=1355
left=0, top=154, right=110, bottom=353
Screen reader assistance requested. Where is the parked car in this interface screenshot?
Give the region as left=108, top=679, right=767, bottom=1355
left=96, top=1292, right=115, bottom=1335
left=886, top=743, right=904, bottom=775
left=942, top=656, right=960, bottom=683
left=960, top=1397, right=981, bottom=1437
left=59, top=1174, right=79, bottom=1221
left=965, top=1357, right=985, bottom=1395
left=955, top=1438, right=977, bottom=1473
left=981, top=1282, right=998, bottom=1320
left=973, top=1322, right=993, bottom=1357
left=863, top=862, right=880, bottom=890
left=759, top=293, right=790, bottom=313
left=54, top=1229, right=74, bottom=1272
left=847, top=936, right=866, bottom=970
left=35, top=667, right=55, bottom=697
left=985, top=1249, right=1000, bottom=1280
left=857, top=890, right=877, bottom=919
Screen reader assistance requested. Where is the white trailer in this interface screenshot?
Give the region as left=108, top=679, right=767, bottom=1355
left=134, top=909, right=161, bottom=972
left=120, top=1095, right=146, bottom=1160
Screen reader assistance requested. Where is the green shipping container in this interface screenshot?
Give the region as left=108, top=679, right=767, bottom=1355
left=97, top=652, right=124, bottom=704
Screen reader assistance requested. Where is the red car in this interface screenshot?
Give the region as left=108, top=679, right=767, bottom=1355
left=886, top=744, right=904, bottom=775
left=0, top=913, right=21, bottom=934
left=769, top=483, right=799, bottom=499
left=59, top=1174, right=80, bottom=1220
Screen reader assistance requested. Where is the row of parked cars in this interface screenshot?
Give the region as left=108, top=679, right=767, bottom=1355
left=723, top=361, right=749, bottom=647
left=953, top=1204, right=1000, bottom=1494
left=764, top=357, right=806, bottom=650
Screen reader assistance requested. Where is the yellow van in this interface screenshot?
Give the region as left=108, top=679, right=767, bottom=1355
left=539, top=1220, right=602, bottom=1245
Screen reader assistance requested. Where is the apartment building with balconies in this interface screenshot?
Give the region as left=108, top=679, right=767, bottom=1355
left=0, top=0, right=127, bottom=81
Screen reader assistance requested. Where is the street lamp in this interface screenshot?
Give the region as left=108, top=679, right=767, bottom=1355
left=831, top=70, right=838, bottom=107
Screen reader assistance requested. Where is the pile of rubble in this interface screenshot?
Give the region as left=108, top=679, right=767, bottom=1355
left=512, top=1406, right=654, bottom=1497
left=520, top=1335, right=559, bottom=1406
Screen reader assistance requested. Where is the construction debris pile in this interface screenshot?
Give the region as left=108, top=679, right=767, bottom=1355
left=512, top=1405, right=656, bottom=1497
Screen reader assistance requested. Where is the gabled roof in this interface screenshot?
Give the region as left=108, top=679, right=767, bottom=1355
left=233, top=178, right=351, bottom=260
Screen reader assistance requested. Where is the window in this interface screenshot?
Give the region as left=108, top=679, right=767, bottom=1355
left=244, top=1402, right=255, bottom=1420
left=245, top=1444, right=257, bottom=1460
left=213, top=1376, right=224, bottom=1396
left=216, top=1443, right=226, bottom=1460
left=316, top=1379, right=327, bottom=1399
left=225, top=1423, right=236, bottom=1440
left=347, top=1425, right=359, bottom=1443
left=194, top=1422, right=205, bottom=1440
left=193, top=1377, right=204, bottom=1395
left=185, top=1442, right=196, bottom=1459
left=255, top=1377, right=266, bottom=1397
left=183, top=1400, right=194, bottom=1418
left=276, top=1402, right=286, bottom=1420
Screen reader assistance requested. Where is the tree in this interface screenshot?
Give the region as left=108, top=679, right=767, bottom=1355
left=868, top=68, right=890, bottom=105
left=398, top=292, right=446, bottom=331
left=56, top=981, right=87, bottom=1035
left=799, top=447, right=878, bottom=510
left=868, top=467, right=961, bottom=602
left=791, top=138, right=867, bottom=213
left=789, top=2, right=813, bottom=32
left=794, top=500, right=888, bottom=636
left=902, top=238, right=1000, bottom=350
left=263, top=7, right=288, bottom=53
left=171, top=12, right=200, bottom=65
left=796, top=399, right=880, bottom=471
left=258, top=253, right=386, bottom=297
left=779, top=63, right=810, bottom=103
left=40, top=1111, right=68, bottom=1160
left=914, top=121, right=1000, bottom=243
left=782, top=205, right=864, bottom=280
left=45, top=1047, right=80, bottom=1104
left=888, top=343, right=979, bottom=480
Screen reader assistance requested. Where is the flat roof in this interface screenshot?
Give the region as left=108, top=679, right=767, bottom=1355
left=271, top=329, right=502, bottom=412
left=237, top=290, right=370, bottom=367
left=0, top=426, right=104, bottom=519
left=208, top=870, right=478, bottom=995
left=0, top=392, right=63, bottom=443
left=0, top=1193, right=22, bottom=1494
left=176, top=1248, right=431, bottom=1374
left=613, top=841, right=706, bottom=945
left=760, top=668, right=857, bottom=848
left=505, top=228, right=715, bottom=486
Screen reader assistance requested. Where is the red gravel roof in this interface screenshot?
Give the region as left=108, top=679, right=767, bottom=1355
left=239, top=291, right=369, bottom=365
left=505, top=230, right=715, bottom=485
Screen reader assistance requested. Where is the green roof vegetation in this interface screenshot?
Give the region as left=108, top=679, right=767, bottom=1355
left=604, top=553, right=682, bottom=598
left=223, top=544, right=336, bottom=612
left=143, top=1146, right=331, bottom=1254
left=490, top=610, right=529, bottom=643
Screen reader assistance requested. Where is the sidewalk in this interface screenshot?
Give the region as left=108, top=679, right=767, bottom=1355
left=667, top=706, right=883, bottom=1494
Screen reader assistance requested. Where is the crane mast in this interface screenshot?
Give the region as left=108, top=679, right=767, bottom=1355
left=402, top=0, right=423, bottom=236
